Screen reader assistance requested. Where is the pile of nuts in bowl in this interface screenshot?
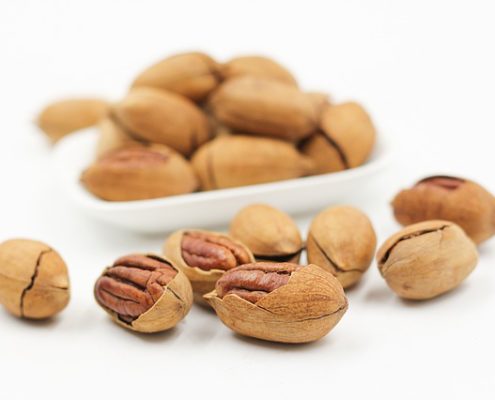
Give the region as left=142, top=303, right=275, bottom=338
left=1, top=175, right=494, bottom=343
left=36, top=51, right=377, bottom=201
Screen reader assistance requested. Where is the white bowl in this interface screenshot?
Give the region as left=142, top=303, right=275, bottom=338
left=53, top=128, right=391, bottom=233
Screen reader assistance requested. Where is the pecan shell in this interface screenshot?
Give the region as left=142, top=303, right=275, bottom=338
left=204, top=263, right=348, bottom=344
left=392, top=176, right=495, bottom=244
left=94, top=254, right=177, bottom=323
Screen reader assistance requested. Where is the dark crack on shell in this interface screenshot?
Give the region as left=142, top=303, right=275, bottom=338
left=379, top=225, right=450, bottom=265
left=20, top=249, right=52, bottom=317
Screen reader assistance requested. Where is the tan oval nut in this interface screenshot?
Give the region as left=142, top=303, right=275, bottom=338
left=37, top=98, right=109, bottom=142
left=113, top=87, right=210, bottom=156
left=191, top=135, right=314, bottom=190
left=229, top=204, right=303, bottom=262
left=377, top=220, right=478, bottom=300
left=209, top=76, right=318, bottom=142
left=301, top=102, right=376, bottom=174
left=131, top=52, right=221, bottom=102
left=220, top=55, right=297, bottom=86
left=0, top=239, right=70, bottom=319
left=307, top=206, right=377, bottom=288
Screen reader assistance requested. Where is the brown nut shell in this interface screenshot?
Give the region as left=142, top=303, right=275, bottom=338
left=191, top=135, right=314, bottom=190
left=0, top=239, right=70, bottom=319
left=164, top=230, right=255, bottom=304
left=209, top=76, right=317, bottom=141
left=220, top=55, right=297, bottom=86
left=301, top=102, right=376, bottom=174
left=81, top=145, right=198, bottom=201
left=377, top=220, right=478, bottom=300
left=95, top=117, right=144, bottom=159
left=204, top=263, right=348, bottom=344
left=392, top=176, right=495, bottom=244
left=307, top=206, right=377, bottom=288
left=229, top=204, right=303, bottom=262
left=112, top=87, right=210, bottom=156
left=37, top=98, right=109, bottom=142
left=131, top=52, right=221, bottom=102
left=94, top=254, right=192, bottom=333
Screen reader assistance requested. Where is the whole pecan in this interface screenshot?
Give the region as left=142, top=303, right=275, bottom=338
left=94, top=254, right=177, bottom=323
left=215, top=262, right=301, bottom=303
left=392, top=175, right=495, bottom=244
left=181, top=231, right=252, bottom=271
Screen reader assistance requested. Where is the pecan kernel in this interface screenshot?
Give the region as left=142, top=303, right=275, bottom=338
left=181, top=232, right=251, bottom=271
left=94, top=254, right=177, bottom=323
left=215, top=262, right=301, bottom=303
left=416, top=175, right=464, bottom=190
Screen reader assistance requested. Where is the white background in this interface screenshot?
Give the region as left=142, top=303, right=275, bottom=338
left=1, top=1, right=494, bottom=399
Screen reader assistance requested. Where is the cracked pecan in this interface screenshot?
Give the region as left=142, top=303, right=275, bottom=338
left=415, top=176, right=465, bottom=190
left=307, top=206, right=376, bottom=289
left=215, top=262, right=301, bottom=303
left=0, top=239, right=70, bottom=319
left=181, top=231, right=252, bottom=271
left=94, top=254, right=177, bottom=323
left=205, top=263, right=348, bottom=343
left=377, top=220, right=478, bottom=300
left=392, top=176, right=495, bottom=244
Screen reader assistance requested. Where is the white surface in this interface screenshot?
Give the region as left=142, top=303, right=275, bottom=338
left=53, top=128, right=390, bottom=232
left=1, top=1, right=495, bottom=399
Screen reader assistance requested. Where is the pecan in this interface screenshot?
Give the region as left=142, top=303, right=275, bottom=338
left=416, top=175, right=464, bottom=190
left=181, top=231, right=252, bottom=271
left=215, top=262, right=301, bottom=303
left=94, top=254, right=177, bottom=323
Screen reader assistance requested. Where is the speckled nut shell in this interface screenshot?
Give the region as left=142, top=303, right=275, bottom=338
left=220, top=55, right=297, bottom=86
left=392, top=176, right=495, bottom=244
left=0, top=239, right=70, bottom=319
left=300, top=102, right=376, bottom=174
left=229, top=204, right=303, bottom=262
left=112, top=87, right=211, bottom=156
left=204, top=263, right=348, bottom=344
left=209, top=76, right=318, bottom=142
left=131, top=52, right=221, bottom=102
left=81, top=144, right=198, bottom=201
left=37, top=98, right=109, bottom=142
left=377, top=220, right=478, bottom=300
left=307, top=206, right=377, bottom=288
left=191, top=135, right=314, bottom=190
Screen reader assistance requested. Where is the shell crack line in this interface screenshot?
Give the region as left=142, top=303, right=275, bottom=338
left=20, top=249, right=52, bottom=317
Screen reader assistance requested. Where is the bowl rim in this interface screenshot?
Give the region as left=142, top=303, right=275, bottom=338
left=53, top=128, right=393, bottom=212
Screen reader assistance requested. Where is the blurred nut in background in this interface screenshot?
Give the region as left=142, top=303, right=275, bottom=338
left=191, top=135, right=314, bottom=190
left=209, top=76, right=318, bottom=141
left=94, top=254, right=192, bottom=333
left=131, top=52, right=221, bottom=102
left=81, top=145, right=198, bottom=201
left=95, top=117, right=144, bottom=159
left=37, top=98, right=109, bottom=142
left=0, top=239, right=70, bottom=319
left=220, top=55, right=297, bottom=86
left=377, top=220, right=478, bottom=300
left=301, top=102, right=376, bottom=174
left=164, top=230, right=254, bottom=304
left=204, top=262, right=348, bottom=343
left=307, top=206, right=376, bottom=288
left=392, top=176, right=495, bottom=244
left=112, top=87, right=210, bottom=156
left=230, top=204, right=303, bottom=262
